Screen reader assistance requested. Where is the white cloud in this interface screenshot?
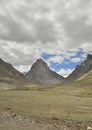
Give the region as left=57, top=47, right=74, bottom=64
left=47, top=55, right=64, bottom=64
left=71, top=57, right=81, bottom=63
left=57, top=69, right=74, bottom=78
left=15, top=65, right=31, bottom=73
left=81, top=43, right=92, bottom=53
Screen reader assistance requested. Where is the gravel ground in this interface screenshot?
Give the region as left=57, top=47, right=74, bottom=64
left=0, top=112, right=62, bottom=130
left=0, top=112, right=92, bottom=130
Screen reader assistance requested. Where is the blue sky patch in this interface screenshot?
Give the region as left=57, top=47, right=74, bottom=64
left=41, top=49, right=86, bottom=73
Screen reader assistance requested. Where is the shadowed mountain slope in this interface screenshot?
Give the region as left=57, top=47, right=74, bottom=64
left=26, top=59, right=65, bottom=84
left=67, top=54, right=92, bottom=81
left=0, top=58, right=25, bottom=81
left=77, top=69, right=92, bottom=83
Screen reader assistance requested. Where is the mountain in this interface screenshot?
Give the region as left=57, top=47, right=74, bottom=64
left=26, top=58, right=65, bottom=84
left=67, top=54, right=92, bottom=81
left=77, top=69, right=92, bottom=83
left=0, top=58, right=25, bottom=81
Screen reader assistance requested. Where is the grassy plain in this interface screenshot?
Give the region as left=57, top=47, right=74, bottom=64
left=0, top=83, right=92, bottom=122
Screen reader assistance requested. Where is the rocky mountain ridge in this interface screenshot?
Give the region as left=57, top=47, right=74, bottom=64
left=0, top=54, right=92, bottom=85
left=0, top=58, right=25, bottom=81
left=67, top=54, right=92, bottom=80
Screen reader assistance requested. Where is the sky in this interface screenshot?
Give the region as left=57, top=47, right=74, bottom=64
left=0, top=0, right=92, bottom=77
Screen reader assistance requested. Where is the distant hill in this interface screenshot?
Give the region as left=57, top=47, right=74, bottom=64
left=0, top=58, right=25, bottom=81
left=67, top=54, right=92, bottom=81
left=26, top=58, right=65, bottom=84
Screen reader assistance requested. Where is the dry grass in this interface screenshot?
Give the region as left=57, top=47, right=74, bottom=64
left=0, top=84, right=92, bottom=121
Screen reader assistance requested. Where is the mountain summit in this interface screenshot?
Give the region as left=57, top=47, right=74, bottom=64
left=26, top=58, right=64, bottom=84
left=67, top=54, right=92, bottom=80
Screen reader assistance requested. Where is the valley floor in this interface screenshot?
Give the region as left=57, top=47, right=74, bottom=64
left=0, top=82, right=92, bottom=130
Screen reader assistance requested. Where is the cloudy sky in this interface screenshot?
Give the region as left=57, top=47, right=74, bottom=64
left=0, top=0, right=92, bottom=77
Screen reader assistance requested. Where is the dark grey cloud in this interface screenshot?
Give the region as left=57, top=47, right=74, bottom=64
left=0, top=0, right=92, bottom=46
left=61, top=16, right=92, bottom=48
left=0, top=0, right=60, bottom=43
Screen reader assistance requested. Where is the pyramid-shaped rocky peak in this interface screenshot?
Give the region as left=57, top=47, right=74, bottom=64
left=34, top=58, right=48, bottom=66
left=26, top=58, right=64, bottom=84
left=67, top=54, right=92, bottom=81
left=36, top=58, right=46, bottom=63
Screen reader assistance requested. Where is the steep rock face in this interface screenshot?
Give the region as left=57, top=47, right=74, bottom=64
left=67, top=54, right=92, bottom=81
left=0, top=58, right=25, bottom=80
left=26, top=59, right=64, bottom=84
